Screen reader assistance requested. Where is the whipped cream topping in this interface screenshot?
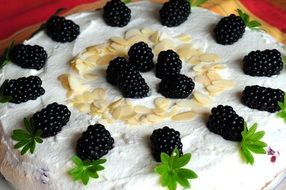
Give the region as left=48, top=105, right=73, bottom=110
left=0, top=2, right=286, bottom=190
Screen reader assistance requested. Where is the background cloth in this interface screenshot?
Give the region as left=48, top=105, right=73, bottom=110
left=0, top=0, right=285, bottom=54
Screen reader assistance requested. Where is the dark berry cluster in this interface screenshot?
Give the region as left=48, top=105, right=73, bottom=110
left=1, top=76, right=45, bottom=104
left=150, top=126, right=183, bottom=162
left=159, top=74, right=195, bottom=99
left=128, top=42, right=154, bottom=72
left=9, top=44, right=47, bottom=70
left=242, top=85, right=284, bottom=113
left=207, top=105, right=244, bottom=141
left=76, top=124, right=114, bottom=161
left=214, top=14, right=246, bottom=45
left=103, top=0, right=131, bottom=27
left=243, top=49, right=283, bottom=77
left=160, top=0, right=191, bottom=27
left=32, top=102, right=71, bottom=138
left=46, top=16, right=80, bottom=43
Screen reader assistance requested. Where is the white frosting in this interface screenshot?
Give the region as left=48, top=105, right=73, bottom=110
left=0, top=2, right=286, bottom=190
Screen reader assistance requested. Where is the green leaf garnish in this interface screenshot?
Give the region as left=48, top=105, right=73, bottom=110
left=68, top=155, right=106, bottom=185
left=122, top=0, right=132, bottom=4
left=282, top=55, right=286, bottom=65
left=11, top=118, right=43, bottom=155
left=190, top=0, right=208, bottom=7
left=240, top=122, right=267, bottom=165
left=278, top=93, right=286, bottom=122
left=237, top=9, right=261, bottom=30
left=155, top=148, right=197, bottom=190
left=0, top=41, right=14, bottom=69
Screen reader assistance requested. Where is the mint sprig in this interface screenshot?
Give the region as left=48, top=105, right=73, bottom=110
left=0, top=41, right=14, bottom=69
left=278, top=93, right=286, bottom=122
left=11, top=118, right=43, bottom=155
left=190, top=0, right=208, bottom=7
left=240, top=123, right=267, bottom=165
left=155, top=148, right=198, bottom=190
left=237, top=9, right=261, bottom=30
left=122, top=0, right=132, bottom=4
left=282, top=55, right=286, bottom=65
left=69, top=156, right=106, bottom=185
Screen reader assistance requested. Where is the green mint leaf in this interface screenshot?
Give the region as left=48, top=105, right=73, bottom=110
left=282, top=56, right=286, bottom=64
left=68, top=156, right=106, bottom=185
left=246, top=144, right=266, bottom=154
left=29, top=141, right=36, bottom=154
left=237, top=9, right=261, bottom=30
left=35, top=137, right=43, bottom=143
left=173, top=153, right=191, bottom=168
left=246, top=131, right=265, bottom=141
left=14, top=140, right=30, bottom=149
left=191, top=0, right=208, bottom=7
left=122, top=0, right=131, bottom=4
left=244, top=123, right=257, bottom=139
left=24, top=118, right=34, bottom=135
left=278, top=93, right=286, bottom=122
left=161, top=152, right=170, bottom=164
left=21, top=143, right=32, bottom=155
left=154, top=149, right=197, bottom=190
left=0, top=95, right=12, bottom=103
left=241, top=144, right=254, bottom=165
left=248, top=20, right=262, bottom=28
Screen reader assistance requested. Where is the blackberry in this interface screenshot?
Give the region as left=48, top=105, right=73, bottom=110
left=76, top=124, right=114, bottom=161
left=159, top=74, right=195, bottom=99
left=106, top=57, right=135, bottom=85
left=156, top=50, right=182, bottom=79
left=242, top=85, right=284, bottom=113
left=128, top=42, right=154, bottom=72
left=150, top=126, right=183, bottom=162
left=32, top=103, right=71, bottom=138
left=207, top=105, right=244, bottom=141
left=214, top=14, right=246, bottom=45
left=160, top=0, right=191, bottom=27
left=1, top=76, right=45, bottom=104
left=9, top=44, right=47, bottom=70
left=46, top=16, right=80, bottom=43
left=243, top=49, right=283, bottom=77
left=103, top=0, right=131, bottom=27
left=118, top=69, right=150, bottom=98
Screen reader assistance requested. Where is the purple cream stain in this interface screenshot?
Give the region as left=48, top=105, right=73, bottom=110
left=267, top=147, right=279, bottom=163
left=40, top=168, right=50, bottom=184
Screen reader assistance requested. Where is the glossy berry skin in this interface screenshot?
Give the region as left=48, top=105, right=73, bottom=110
left=106, top=57, right=135, bottom=85
left=207, top=105, right=244, bottom=141
left=32, top=103, right=71, bottom=138
left=118, top=69, right=150, bottom=98
left=46, top=16, right=80, bottom=43
left=160, top=0, right=191, bottom=27
left=243, top=49, right=283, bottom=77
left=159, top=74, right=195, bottom=99
left=150, top=126, right=183, bottom=162
left=76, top=124, right=114, bottom=161
left=128, top=42, right=154, bottom=72
left=156, top=50, right=182, bottom=79
left=242, top=85, right=284, bottom=113
left=1, top=76, right=45, bottom=104
left=103, top=0, right=131, bottom=27
left=9, top=44, right=47, bottom=70
left=214, top=14, right=246, bottom=45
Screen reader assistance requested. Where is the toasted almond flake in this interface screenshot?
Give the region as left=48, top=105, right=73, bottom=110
left=154, top=97, right=171, bottom=109
left=74, top=103, right=91, bottom=113
left=92, top=88, right=106, bottom=100
left=134, top=105, right=151, bottom=114
left=193, top=91, right=212, bottom=106
left=159, top=32, right=170, bottom=41
left=176, top=100, right=193, bottom=108
left=141, top=28, right=155, bottom=35
left=74, top=60, right=95, bottom=75
left=146, top=114, right=164, bottom=123
left=176, top=34, right=192, bottom=42
left=193, top=62, right=209, bottom=73
left=199, top=53, right=220, bottom=62
left=152, top=108, right=166, bottom=116
left=110, top=37, right=129, bottom=46
left=204, top=63, right=225, bottom=71
left=212, top=80, right=235, bottom=89
left=127, top=35, right=150, bottom=46
left=177, top=47, right=192, bottom=60
left=86, top=43, right=108, bottom=52
left=171, top=111, right=196, bottom=121
left=85, top=54, right=100, bottom=63
left=58, top=74, right=70, bottom=90
left=83, top=73, right=97, bottom=80
left=68, top=75, right=88, bottom=94
left=149, top=31, right=160, bottom=44
left=81, top=91, right=96, bottom=102
left=206, top=85, right=224, bottom=93
left=139, top=115, right=151, bottom=125
left=109, top=98, right=124, bottom=109
left=194, top=74, right=211, bottom=86
left=93, top=100, right=109, bottom=111
left=188, top=56, right=201, bottom=64
left=154, top=39, right=175, bottom=55
left=111, top=105, right=135, bottom=120
left=125, top=29, right=141, bottom=39
left=206, top=71, right=221, bottom=81
left=97, top=54, right=114, bottom=65
left=110, top=43, right=127, bottom=53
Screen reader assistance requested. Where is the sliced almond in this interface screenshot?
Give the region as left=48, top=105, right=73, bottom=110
left=127, top=35, right=150, bottom=46
left=73, top=103, right=91, bottom=113
left=93, top=100, right=109, bottom=111
left=152, top=108, right=166, bottom=116
left=212, top=80, right=235, bottom=89
left=110, top=37, right=129, bottom=46
left=176, top=100, right=193, bottom=108
left=199, top=53, right=220, bottom=62
left=154, top=39, right=175, bottom=55
left=176, top=34, right=192, bottom=42
left=193, top=91, right=212, bottom=106
left=146, top=114, right=164, bottom=123
left=194, top=74, right=211, bottom=86
left=154, top=97, right=171, bottom=109
left=110, top=43, right=127, bottom=53
left=68, top=75, right=89, bottom=94
left=83, top=73, right=97, bottom=80
left=58, top=74, right=70, bottom=90
left=141, top=28, right=155, bottom=36
left=171, top=111, right=196, bottom=121
left=92, top=88, right=106, bottom=100
left=206, top=71, right=221, bottom=81
left=82, top=91, right=96, bottom=103
left=97, top=54, right=114, bottom=65
left=204, top=63, right=225, bottom=71
left=193, top=62, right=209, bottom=73
left=111, top=105, right=135, bottom=120
left=177, top=47, right=193, bottom=60
left=125, top=29, right=141, bottom=39
left=109, top=98, right=124, bottom=109
left=149, top=31, right=160, bottom=44
left=206, top=85, right=225, bottom=94
left=134, top=105, right=151, bottom=114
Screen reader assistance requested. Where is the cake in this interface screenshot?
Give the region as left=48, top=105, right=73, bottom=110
left=0, top=1, right=286, bottom=190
